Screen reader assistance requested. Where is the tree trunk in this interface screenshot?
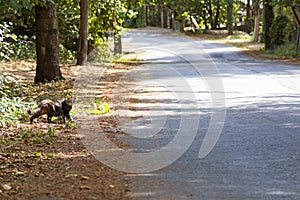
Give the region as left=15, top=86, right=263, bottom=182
left=207, top=0, right=214, bottom=29
left=253, top=0, right=260, bottom=42
left=77, top=0, right=88, bottom=65
left=114, top=33, right=122, bottom=55
left=227, top=0, right=234, bottom=35
left=35, top=1, right=62, bottom=83
left=264, top=0, right=274, bottom=50
left=161, top=5, right=164, bottom=28
left=203, top=9, right=209, bottom=31
left=245, top=0, right=252, bottom=33
left=214, top=0, right=220, bottom=29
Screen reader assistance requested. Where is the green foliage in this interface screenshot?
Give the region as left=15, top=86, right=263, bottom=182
left=88, top=0, right=127, bottom=48
left=2, top=0, right=297, bottom=63
left=20, top=126, right=56, bottom=145
left=0, top=72, right=35, bottom=128
left=72, top=99, right=111, bottom=116
left=83, top=100, right=110, bottom=115
left=123, top=9, right=139, bottom=27
left=0, top=0, right=36, bottom=42
left=57, top=0, right=80, bottom=52
left=0, top=72, right=29, bottom=98
left=267, top=42, right=297, bottom=58
left=59, top=44, right=76, bottom=64
left=0, top=22, right=17, bottom=60
left=12, top=35, right=36, bottom=59
left=0, top=22, right=36, bottom=61
left=86, top=40, right=114, bottom=63
left=270, top=15, right=293, bottom=49
left=0, top=97, right=34, bottom=128
left=57, top=0, right=128, bottom=57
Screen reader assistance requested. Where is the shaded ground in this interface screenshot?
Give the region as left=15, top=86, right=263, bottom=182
left=0, top=61, right=135, bottom=200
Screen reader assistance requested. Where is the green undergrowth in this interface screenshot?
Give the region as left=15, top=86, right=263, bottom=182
left=0, top=72, right=72, bottom=128
left=0, top=71, right=111, bottom=129
left=0, top=72, right=35, bottom=128
left=266, top=42, right=298, bottom=58
left=0, top=126, right=57, bottom=153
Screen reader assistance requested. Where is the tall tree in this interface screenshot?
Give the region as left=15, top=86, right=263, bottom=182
left=245, top=0, right=251, bottom=33
left=253, top=0, right=260, bottom=42
left=77, top=0, right=88, bottom=65
left=214, top=0, right=221, bottom=29
left=264, top=0, right=274, bottom=50
left=207, top=0, right=214, bottom=29
left=227, top=0, right=233, bottom=35
left=35, top=1, right=62, bottom=83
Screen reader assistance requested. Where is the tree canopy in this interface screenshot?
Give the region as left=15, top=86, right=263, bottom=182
left=1, top=0, right=300, bottom=64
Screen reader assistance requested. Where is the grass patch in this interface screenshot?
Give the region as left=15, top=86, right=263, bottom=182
left=113, top=52, right=140, bottom=64
left=72, top=99, right=111, bottom=116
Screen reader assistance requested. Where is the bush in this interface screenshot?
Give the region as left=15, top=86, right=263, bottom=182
left=59, top=44, right=76, bottom=64
left=0, top=22, right=36, bottom=61
left=270, top=15, right=295, bottom=49
left=0, top=22, right=16, bottom=60
left=0, top=72, right=34, bottom=128
left=11, top=35, right=36, bottom=60
left=0, top=72, right=28, bottom=98
left=268, top=42, right=297, bottom=58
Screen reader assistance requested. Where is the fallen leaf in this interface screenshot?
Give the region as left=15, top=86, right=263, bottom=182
left=65, top=173, right=78, bottom=178
left=80, top=175, right=89, bottom=180
left=15, top=171, right=25, bottom=176
left=79, top=185, right=91, bottom=190
left=1, top=184, right=12, bottom=191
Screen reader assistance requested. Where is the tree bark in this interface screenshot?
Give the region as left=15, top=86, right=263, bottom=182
left=264, top=0, right=274, bottom=50
left=245, top=0, right=252, bottom=33
left=214, top=0, right=220, bottom=29
left=207, top=0, right=214, bottom=29
left=114, top=33, right=122, bottom=55
left=35, top=1, right=62, bottom=83
left=253, top=0, right=260, bottom=42
left=227, top=0, right=234, bottom=35
left=77, top=0, right=88, bottom=65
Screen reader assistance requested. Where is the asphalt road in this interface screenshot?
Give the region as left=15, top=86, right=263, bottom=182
left=112, top=28, right=300, bottom=200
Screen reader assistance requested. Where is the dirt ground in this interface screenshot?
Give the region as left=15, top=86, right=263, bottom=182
left=0, top=61, right=135, bottom=200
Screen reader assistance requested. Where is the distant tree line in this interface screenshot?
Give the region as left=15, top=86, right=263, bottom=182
left=130, top=0, right=299, bottom=50
left=1, top=0, right=299, bottom=83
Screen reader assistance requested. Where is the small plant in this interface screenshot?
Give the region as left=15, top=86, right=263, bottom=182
left=85, top=99, right=110, bottom=114
left=113, top=53, right=139, bottom=63
left=20, top=127, right=56, bottom=145
left=32, top=128, right=56, bottom=145
left=33, top=151, right=42, bottom=157
left=65, top=120, right=77, bottom=129
left=47, top=127, right=55, bottom=137
left=19, top=129, right=31, bottom=138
